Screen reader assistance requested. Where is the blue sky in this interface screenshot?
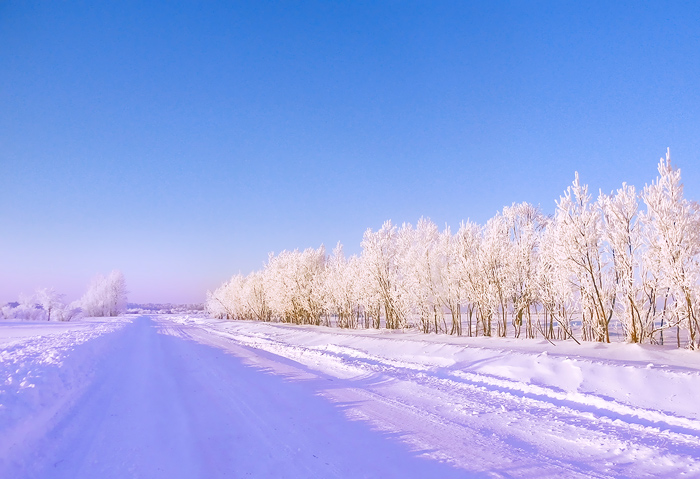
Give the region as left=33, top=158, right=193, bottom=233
left=1, top=1, right=699, bottom=304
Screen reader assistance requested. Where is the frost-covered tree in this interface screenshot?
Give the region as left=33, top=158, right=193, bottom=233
left=641, top=150, right=700, bottom=349
left=324, top=243, right=363, bottom=328
left=54, top=301, right=83, bottom=322
left=361, top=221, right=409, bottom=329
left=1, top=289, right=80, bottom=321
left=206, top=284, right=229, bottom=319
left=206, top=274, right=248, bottom=319
left=438, top=226, right=464, bottom=335
left=537, top=219, right=578, bottom=342
left=554, top=173, right=615, bottom=342
left=503, top=203, right=544, bottom=339
left=355, top=253, right=383, bottom=329
left=9, top=293, right=45, bottom=321
left=599, top=183, right=650, bottom=343
left=481, top=214, right=511, bottom=337
left=265, top=247, right=326, bottom=325
left=454, top=220, right=484, bottom=336
left=397, top=219, right=445, bottom=333
left=244, top=270, right=272, bottom=322
left=205, top=148, right=699, bottom=349
left=35, top=287, right=65, bottom=322
left=81, top=270, right=128, bottom=317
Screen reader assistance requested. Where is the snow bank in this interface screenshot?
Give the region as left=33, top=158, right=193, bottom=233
left=172, top=316, right=700, bottom=421
left=0, top=317, right=132, bottom=465
left=163, top=315, right=700, bottom=477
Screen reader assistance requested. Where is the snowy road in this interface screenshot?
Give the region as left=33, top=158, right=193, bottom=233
left=2, top=315, right=700, bottom=478
left=2, top=317, right=466, bottom=479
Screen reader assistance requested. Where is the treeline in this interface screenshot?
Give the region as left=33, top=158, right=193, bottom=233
left=207, top=151, right=700, bottom=349
left=1, top=270, right=128, bottom=321
left=127, top=303, right=205, bottom=314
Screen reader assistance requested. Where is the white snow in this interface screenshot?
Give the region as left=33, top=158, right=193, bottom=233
left=2, top=314, right=700, bottom=478
left=167, top=315, right=700, bottom=477
left=0, top=317, right=132, bottom=472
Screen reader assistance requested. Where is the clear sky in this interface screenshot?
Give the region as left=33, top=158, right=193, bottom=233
left=1, top=1, right=699, bottom=304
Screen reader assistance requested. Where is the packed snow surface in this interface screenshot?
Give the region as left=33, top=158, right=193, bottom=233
left=2, top=315, right=700, bottom=478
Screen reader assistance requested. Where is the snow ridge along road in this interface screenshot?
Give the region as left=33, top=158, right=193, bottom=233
left=2, top=314, right=699, bottom=478
left=0, top=317, right=131, bottom=466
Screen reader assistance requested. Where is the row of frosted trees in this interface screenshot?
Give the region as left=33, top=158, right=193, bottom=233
left=207, top=151, right=700, bottom=348
left=1, top=270, right=128, bottom=321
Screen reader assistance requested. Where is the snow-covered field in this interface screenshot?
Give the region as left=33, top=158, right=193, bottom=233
left=0, top=317, right=132, bottom=473
left=2, top=314, right=699, bottom=478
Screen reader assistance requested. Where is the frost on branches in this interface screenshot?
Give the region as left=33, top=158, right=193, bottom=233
left=0, top=288, right=80, bottom=322
left=1, top=271, right=128, bottom=321
left=80, top=270, right=129, bottom=317
left=641, top=150, right=700, bottom=349
left=207, top=150, right=700, bottom=349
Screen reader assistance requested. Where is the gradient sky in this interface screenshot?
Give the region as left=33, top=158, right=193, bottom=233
left=1, top=1, right=699, bottom=304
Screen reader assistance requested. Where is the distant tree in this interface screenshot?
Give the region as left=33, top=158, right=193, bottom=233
left=80, top=270, right=128, bottom=317
left=35, top=287, right=65, bottom=321
left=54, top=301, right=83, bottom=322
left=107, top=270, right=128, bottom=316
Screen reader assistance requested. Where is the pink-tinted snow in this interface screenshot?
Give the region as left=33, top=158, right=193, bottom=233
left=2, top=314, right=699, bottom=478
